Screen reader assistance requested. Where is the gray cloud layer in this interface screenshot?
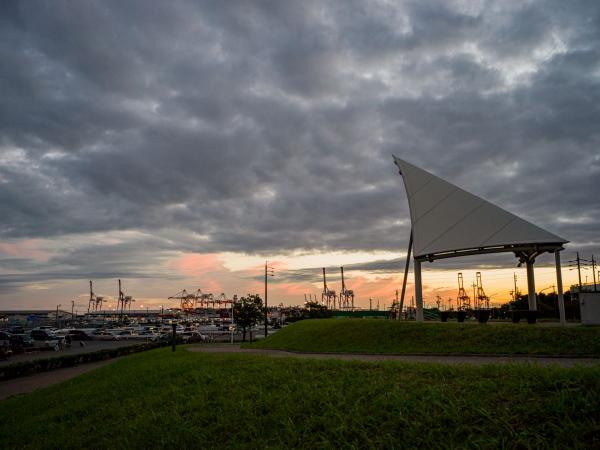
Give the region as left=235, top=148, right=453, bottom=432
left=1, top=0, right=599, bottom=292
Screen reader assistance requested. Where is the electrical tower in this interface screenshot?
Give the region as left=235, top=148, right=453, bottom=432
left=475, top=272, right=490, bottom=309
left=339, top=267, right=355, bottom=310
left=321, top=268, right=337, bottom=309
left=456, top=273, right=471, bottom=310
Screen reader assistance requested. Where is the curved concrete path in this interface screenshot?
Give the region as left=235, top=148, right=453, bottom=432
left=189, top=344, right=600, bottom=367
left=2, top=345, right=597, bottom=402
left=0, top=358, right=121, bottom=401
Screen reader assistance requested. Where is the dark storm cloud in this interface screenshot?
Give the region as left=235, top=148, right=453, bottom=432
left=1, top=0, right=599, bottom=291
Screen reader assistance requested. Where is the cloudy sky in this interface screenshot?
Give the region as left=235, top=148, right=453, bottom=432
left=1, top=0, right=598, bottom=311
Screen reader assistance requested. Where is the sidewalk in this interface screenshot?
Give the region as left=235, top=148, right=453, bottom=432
left=0, top=358, right=121, bottom=401
left=188, top=344, right=600, bottom=367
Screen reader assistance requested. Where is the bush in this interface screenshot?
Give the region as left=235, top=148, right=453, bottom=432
left=0, top=342, right=165, bottom=381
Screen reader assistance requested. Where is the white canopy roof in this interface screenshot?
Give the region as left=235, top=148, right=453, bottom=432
left=393, top=156, right=567, bottom=260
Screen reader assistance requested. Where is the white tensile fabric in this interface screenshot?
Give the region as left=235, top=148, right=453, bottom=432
left=393, top=156, right=567, bottom=258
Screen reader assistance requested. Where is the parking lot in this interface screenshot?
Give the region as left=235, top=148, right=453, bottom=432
left=0, top=340, right=146, bottom=367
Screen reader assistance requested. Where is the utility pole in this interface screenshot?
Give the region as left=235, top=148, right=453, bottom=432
left=71, top=300, right=74, bottom=325
left=592, top=254, right=597, bottom=292
left=56, top=304, right=61, bottom=328
left=264, top=262, right=274, bottom=338
left=513, top=273, right=518, bottom=301
left=567, top=252, right=585, bottom=291
left=576, top=252, right=583, bottom=289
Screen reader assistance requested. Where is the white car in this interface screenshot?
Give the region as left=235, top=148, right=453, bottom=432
left=92, top=330, right=120, bottom=341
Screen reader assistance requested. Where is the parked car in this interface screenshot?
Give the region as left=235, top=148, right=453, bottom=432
left=91, top=330, right=120, bottom=341
left=114, top=330, right=139, bottom=340
left=0, top=332, right=12, bottom=359
left=66, top=329, right=93, bottom=341
left=29, top=329, right=63, bottom=351
left=3, top=332, right=34, bottom=354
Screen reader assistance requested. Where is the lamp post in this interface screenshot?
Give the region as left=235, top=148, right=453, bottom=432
left=265, top=262, right=275, bottom=338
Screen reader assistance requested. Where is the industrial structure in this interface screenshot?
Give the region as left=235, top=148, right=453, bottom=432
left=393, top=156, right=568, bottom=324
left=321, top=268, right=337, bottom=309
left=339, top=267, right=355, bottom=310
left=474, top=272, right=490, bottom=309
left=87, top=280, right=104, bottom=313
left=168, top=289, right=196, bottom=310
left=168, top=289, right=235, bottom=312
left=456, top=273, right=470, bottom=310
left=117, top=279, right=135, bottom=315
left=304, top=293, right=319, bottom=303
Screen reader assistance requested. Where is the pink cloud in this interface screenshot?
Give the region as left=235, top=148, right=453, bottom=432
left=0, top=239, right=49, bottom=261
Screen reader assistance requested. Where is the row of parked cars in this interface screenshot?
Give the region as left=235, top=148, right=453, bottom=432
left=0, top=326, right=63, bottom=357
left=0, top=325, right=214, bottom=359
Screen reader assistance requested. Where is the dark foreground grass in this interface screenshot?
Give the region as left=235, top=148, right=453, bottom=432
left=1, top=347, right=599, bottom=449
left=245, top=319, right=600, bottom=356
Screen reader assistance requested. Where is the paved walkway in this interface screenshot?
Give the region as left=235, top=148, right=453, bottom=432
left=2, top=345, right=597, bottom=402
left=189, top=344, right=600, bottom=367
left=0, top=358, right=121, bottom=401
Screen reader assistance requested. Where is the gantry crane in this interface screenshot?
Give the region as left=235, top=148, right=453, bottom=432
left=87, top=280, right=104, bottom=313
left=339, top=267, right=355, bottom=310
left=118, top=279, right=135, bottom=314
left=456, top=273, right=471, bottom=310
left=168, top=289, right=196, bottom=310
left=215, top=292, right=234, bottom=308
left=321, top=268, right=337, bottom=309
left=194, top=290, right=215, bottom=309
left=475, top=272, right=490, bottom=309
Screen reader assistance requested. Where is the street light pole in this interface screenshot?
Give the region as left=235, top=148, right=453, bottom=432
left=265, top=262, right=274, bottom=338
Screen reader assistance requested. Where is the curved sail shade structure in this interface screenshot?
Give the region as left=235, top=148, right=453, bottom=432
left=393, top=156, right=567, bottom=262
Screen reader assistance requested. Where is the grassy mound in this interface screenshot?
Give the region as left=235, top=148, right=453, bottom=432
left=1, top=347, right=599, bottom=448
left=245, top=319, right=600, bottom=356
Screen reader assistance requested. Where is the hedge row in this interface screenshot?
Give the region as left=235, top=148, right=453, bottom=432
left=0, top=342, right=166, bottom=381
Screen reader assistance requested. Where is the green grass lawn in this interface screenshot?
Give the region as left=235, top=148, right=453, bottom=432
left=245, top=319, right=600, bottom=356
left=1, top=347, right=599, bottom=449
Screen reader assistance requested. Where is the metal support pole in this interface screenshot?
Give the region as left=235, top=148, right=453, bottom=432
left=414, top=259, right=424, bottom=322
left=398, top=230, right=413, bottom=319
left=526, top=259, right=537, bottom=311
left=555, top=251, right=566, bottom=325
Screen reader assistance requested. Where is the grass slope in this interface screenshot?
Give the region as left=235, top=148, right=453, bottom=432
left=245, top=319, right=600, bottom=356
left=1, top=347, right=599, bottom=449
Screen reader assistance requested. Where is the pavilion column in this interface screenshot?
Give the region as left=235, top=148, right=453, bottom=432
left=414, top=259, right=424, bottom=322
left=526, top=259, right=537, bottom=311
left=555, top=250, right=566, bottom=325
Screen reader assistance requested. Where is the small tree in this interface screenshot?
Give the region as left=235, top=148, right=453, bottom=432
left=233, top=294, right=264, bottom=342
